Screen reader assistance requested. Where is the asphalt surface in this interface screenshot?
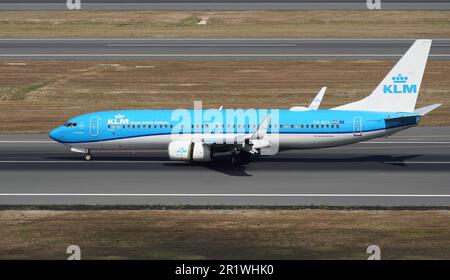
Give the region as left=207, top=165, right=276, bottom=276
left=0, top=126, right=449, bottom=206
left=1, top=0, right=449, bottom=10
left=1, top=39, right=450, bottom=60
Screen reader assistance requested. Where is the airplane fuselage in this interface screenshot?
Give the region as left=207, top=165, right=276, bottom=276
left=49, top=109, right=420, bottom=153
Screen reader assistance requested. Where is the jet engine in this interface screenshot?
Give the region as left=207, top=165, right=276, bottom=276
left=168, top=141, right=211, bottom=162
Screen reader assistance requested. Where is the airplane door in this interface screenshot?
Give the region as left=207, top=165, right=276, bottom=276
left=89, top=116, right=100, bottom=137
left=353, top=116, right=362, bottom=136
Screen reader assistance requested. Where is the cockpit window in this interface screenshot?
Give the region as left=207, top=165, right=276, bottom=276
left=64, top=122, right=77, bottom=127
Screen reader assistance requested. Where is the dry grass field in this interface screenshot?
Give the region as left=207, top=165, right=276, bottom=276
left=0, top=209, right=449, bottom=260
left=0, top=11, right=449, bottom=38
left=0, top=59, right=448, bottom=133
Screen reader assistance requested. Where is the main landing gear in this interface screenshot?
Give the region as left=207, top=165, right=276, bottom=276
left=230, top=148, right=254, bottom=169
left=231, top=148, right=239, bottom=169
left=84, top=150, right=92, bottom=161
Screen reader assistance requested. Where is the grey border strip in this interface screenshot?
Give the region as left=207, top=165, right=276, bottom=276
left=1, top=205, right=449, bottom=211
left=1, top=3, right=450, bottom=11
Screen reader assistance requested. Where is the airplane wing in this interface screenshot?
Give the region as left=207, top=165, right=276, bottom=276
left=308, top=87, right=326, bottom=110
left=290, top=87, right=326, bottom=111
left=195, top=115, right=272, bottom=154
left=250, top=115, right=271, bottom=140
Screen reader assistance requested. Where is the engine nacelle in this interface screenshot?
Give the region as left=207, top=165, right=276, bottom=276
left=168, top=141, right=212, bottom=162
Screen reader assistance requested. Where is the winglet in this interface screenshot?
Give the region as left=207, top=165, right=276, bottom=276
left=414, top=103, right=442, bottom=116
left=250, top=115, right=271, bottom=140
left=308, top=87, right=326, bottom=110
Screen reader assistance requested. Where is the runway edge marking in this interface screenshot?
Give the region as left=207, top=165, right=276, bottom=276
left=0, top=193, right=449, bottom=197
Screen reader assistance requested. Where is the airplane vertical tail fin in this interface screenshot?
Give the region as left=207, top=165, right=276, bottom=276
left=332, top=39, right=432, bottom=112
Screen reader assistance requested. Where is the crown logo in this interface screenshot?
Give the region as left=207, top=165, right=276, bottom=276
left=392, top=74, right=408, bottom=84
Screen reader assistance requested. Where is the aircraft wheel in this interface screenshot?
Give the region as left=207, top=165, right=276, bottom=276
left=84, top=153, right=92, bottom=161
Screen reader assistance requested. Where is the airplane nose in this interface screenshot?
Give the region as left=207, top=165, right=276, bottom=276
left=49, top=127, right=63, bottom=142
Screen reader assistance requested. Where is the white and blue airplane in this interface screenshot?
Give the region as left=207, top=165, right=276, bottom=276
left=49, top=39, right=441, bottom=166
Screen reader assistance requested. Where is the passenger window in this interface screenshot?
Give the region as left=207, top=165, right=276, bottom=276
left=108, top=125, right=111, bottom=129
left=336, top=125, right=340, bottom=129
left=316, top=125, right=319, bottom=129
left=291, top=124, right=294, bottom=128
left=280, top=125, right=283, bottom=128
left=301, top=124, right=304, bottom=128
left=331, top=125, right=334, bottom=128
left=321, top=125, right=324, bottom=128
left=326, top=125, right=329, bottom=128
left=132, top=125, right=135, bottom=129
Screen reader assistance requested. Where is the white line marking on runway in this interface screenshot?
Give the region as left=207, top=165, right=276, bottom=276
left=0, top=54, right=449, bottom=58
left=1, top=39, right=449, bottom=41
left=385, top=161, right=450, bottom=164
left=107, top=43, right=298, bottom=47
left=0, top=193, right=449, bottom=197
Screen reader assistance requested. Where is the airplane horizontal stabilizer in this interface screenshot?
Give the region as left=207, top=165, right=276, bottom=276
left=414, top=104, right=442, bottom=116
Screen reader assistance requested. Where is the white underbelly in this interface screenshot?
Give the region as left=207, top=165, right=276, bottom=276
left=68, top=125, right=413, bottom=151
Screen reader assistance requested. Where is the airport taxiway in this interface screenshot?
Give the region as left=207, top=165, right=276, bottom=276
left=0, top=39, right=450, bottom=60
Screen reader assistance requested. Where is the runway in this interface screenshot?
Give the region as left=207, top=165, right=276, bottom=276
left=0, top=126, right=449, bottom=206
left=1, top=39, right=450, bottom=60
left=1, top=0, right=449, bottom=10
